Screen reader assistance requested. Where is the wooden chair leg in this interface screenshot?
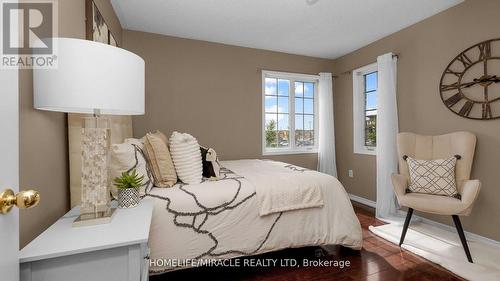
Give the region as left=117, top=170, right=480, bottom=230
left=399, top=208, right=413, bottom=246
left=452, top=215, right=473, bottom=263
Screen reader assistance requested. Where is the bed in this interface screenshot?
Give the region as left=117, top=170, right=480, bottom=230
left=145, top=159, right=362, bottom=274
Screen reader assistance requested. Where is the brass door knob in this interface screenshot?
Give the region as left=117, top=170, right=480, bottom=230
left=0, top=188, right=40, bottom=214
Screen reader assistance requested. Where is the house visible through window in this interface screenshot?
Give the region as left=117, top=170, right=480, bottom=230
left=353, top=63, right=378, bottom=155
left=263, top=71, right=318, bottom=155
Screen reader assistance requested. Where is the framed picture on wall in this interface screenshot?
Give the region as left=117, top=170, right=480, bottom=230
left=85, top=0, right=119, bottom=46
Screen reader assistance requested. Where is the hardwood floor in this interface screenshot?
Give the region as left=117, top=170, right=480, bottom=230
left=151, top=206, right=464, bottom=281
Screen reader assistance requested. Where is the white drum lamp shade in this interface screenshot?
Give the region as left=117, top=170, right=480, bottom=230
left=34, top=37, right=145, bottom=115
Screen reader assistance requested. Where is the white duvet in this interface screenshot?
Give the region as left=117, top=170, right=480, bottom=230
left=146, top=160, right=362, bottom=274
left=229, top=160, right=324, bottom=216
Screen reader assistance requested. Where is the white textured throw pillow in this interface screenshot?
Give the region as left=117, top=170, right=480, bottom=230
left=406, top=156, right=459, bottom=197
left=169, top=132, right=203, bottom=184
left=109, top=138, right=152, bottom=198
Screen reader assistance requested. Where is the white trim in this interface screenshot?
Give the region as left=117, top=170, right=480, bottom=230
left=348, top=193, right=376, bottom=208
left=414, top=214, right=500, bottom=247
left=262, top=70, right=320, bottom=81
left=0, top=51, right=20, bottom=281
left=263, top=148, right=318, bottom=156
left=262, top=70, right=319, bottom=156
left=356, top=146, right=377, bottom=156
left=348, top=193, right=500, bottom=247
left=262, top=71, right=267, bottom=154
left=353, top=62, right=378, bottom=156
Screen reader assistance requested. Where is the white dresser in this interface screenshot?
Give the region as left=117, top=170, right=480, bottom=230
left=20, top=198, right=154, bottom=281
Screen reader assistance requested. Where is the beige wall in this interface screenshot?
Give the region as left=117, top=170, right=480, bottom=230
left=19, top=0, right=122, bottom=248
left=123, top=31, right=332, bottom=169
left=333, top=0, right=500, bottom=241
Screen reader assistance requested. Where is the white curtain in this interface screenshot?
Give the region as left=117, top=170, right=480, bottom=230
left=376, top=53, right=399, bottom=220
left=317, top=72, right=337, bottom=177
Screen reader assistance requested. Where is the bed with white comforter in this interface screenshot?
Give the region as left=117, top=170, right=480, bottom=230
left=146, top=159, right=362, bottom=274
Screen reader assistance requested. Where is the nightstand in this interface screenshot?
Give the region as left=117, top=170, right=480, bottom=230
left=20, top=198, right=153, bottom=281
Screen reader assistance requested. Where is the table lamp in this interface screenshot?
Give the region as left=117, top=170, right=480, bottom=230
left=34, top=38, right=145, bottom=226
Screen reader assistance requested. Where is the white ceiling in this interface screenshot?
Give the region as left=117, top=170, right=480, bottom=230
left=111, top=0, right=463, bottom=59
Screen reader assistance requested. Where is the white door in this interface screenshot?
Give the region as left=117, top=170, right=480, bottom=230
left=1, top=0, right=20, bottom=278
left=0, top=66, right=20, bottom=280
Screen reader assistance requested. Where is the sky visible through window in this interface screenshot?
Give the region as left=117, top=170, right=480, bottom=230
left=365, top=72, right=377, bottom=111
left=364, top=71, right=377, bottom=147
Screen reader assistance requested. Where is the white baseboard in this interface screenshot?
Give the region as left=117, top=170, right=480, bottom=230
left=414, top=215, right=500, bottom=247
left=348, top=193, right=500, bottom=247
left=348, top=193, right=376, bottom=208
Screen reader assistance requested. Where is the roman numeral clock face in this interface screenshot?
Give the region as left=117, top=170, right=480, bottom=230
left=440, top=39, right=500, bottom=120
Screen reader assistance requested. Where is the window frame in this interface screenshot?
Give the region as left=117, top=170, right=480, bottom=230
left=353, top=63, right=378, bottom=156
left=262, top=70, right=319, bottom=156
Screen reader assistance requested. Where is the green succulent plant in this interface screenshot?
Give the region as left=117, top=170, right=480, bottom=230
left=113, top=169, right=144, bottom=189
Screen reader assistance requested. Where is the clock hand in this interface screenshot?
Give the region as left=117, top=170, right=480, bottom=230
left=462, top=76, right=500, bottom=89
left=462, top=80, right=483, bottom=89
left=477, top=76, right=500, bottom=86
left=489, top=76, right=500, bottom=83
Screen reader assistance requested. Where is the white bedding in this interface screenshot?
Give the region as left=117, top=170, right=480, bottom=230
left=146, top=160, right=362, bottom=274
left=228, top=160, right=324, bottom=216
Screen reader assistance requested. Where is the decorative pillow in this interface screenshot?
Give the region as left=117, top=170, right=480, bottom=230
left=169, top=132, right=203, bottom=184
left=405, top=156, right=459, bottom=197
left=200, top=146, right=221, bottom=179
left=143, top=131, right=177, bottom=187
left=109, top=138, right=152, bottom=198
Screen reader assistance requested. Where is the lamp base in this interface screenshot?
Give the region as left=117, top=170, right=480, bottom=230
left=80, top=115, right=111, bottom=219
left=72, top=207, right=116, bottom=227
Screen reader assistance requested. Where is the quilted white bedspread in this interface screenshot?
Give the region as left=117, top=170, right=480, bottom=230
left=227, top=160, right=324, bottom=216
left=146, top=160, right=362, bottom=274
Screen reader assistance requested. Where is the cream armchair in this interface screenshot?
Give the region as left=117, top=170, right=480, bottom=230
left=392, top=132, right=481, bottom=263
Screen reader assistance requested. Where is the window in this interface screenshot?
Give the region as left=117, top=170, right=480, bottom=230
left=262, top=71, right=319, bottom=155
left=353, top=63, right=378, bottom=155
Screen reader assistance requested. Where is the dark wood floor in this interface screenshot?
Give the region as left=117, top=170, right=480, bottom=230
left=151, top=206, right=464, bottom=281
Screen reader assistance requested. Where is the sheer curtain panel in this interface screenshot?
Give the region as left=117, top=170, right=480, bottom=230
left=375, top=53, right=399, bottom=220
left=317, top=72, right=337, bottom=178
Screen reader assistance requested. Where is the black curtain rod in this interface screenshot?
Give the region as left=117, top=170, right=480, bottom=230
left=257, top=53, right=399, bottom=79
left=333, top=53, right=399, bottom=78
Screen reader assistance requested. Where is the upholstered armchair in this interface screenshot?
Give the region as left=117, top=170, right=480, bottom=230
left=391, top=132, right=481, bottom=263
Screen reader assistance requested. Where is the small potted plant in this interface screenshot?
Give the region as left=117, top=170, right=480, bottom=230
left=113, top=169, right=144, bottom=209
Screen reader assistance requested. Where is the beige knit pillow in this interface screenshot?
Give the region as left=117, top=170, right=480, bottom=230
left=143, top=131, right=177, bottom=187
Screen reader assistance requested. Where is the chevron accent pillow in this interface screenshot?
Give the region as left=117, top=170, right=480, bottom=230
left=406, top=156, right=459, bottom=197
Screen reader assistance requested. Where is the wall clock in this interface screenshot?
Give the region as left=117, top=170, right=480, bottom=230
left=440, top=38, right=500, bottom=120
